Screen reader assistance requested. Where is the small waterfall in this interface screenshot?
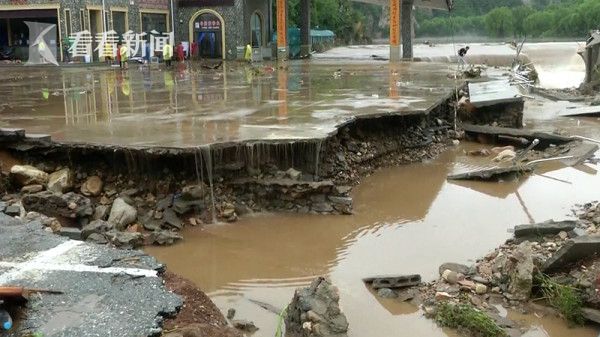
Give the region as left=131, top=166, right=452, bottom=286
left=313, top=139, right=322, bottom=179
left=200, top=144, right=217, bottom=224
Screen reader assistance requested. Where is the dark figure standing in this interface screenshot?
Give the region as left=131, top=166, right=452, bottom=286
left=458, top=46, right=470, bottom=68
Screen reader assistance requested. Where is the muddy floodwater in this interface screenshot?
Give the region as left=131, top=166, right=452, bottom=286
left=148, top=105, right=600, bottom=337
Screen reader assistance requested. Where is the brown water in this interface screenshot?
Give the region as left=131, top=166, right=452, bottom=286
left=0, top=61, right=454, bottom=147
left=148, top=111, right=600, bottom=336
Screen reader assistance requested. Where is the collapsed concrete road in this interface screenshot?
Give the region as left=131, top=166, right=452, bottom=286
left=0, top=213, right=182, bottom=337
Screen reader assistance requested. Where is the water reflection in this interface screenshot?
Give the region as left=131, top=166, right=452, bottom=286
left=0, top=61, right=455, bottom=147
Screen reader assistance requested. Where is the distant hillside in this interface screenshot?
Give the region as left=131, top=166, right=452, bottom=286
left=416, top=0, right=599, bottom=38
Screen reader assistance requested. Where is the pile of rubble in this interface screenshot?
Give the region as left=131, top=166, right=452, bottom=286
left=366, top=201, right=600, bottom=335
left=2, top=164, right=193, bottom=248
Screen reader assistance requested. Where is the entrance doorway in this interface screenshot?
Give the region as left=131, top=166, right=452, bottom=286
left=190, top=11, right=224, bottom=59
left=88, top=9, right=104, bottom=61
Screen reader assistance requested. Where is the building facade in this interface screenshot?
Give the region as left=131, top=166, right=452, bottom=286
left=0, top=0, right=272, bottom=61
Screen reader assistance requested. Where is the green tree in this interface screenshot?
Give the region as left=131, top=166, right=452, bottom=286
left=512, top=6, right=536, bottom=36
left=485, top=7, right=515, bottom=37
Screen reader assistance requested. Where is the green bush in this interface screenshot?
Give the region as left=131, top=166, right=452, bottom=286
left=537, top=274, right=585, bottom=326
left=435, top=302, right=508, bottom=337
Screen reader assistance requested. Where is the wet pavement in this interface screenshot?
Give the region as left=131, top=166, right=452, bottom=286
left=0, top=60, right=456, bottom=147
left=0, top=214, right=182, bottom=337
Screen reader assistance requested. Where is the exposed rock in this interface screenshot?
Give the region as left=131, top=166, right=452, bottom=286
left=172, top=198, right=203, bottom=215
left=543, top=236, right=600, bottom=273
left=227, top=308, right=236, bottom=320
left=21, top=184, right=43, bottom=194
left=47, top=168, right=74, bottom=193
left=181, top=184, right=207, bottom=200
left=150, top=230, right=183, bottom=245
left=475, top=284, right=487, bottom=295
left=312, top=202, right=334, bottom=213
left=507, top=241, right=534, bottom=301
left=163, top=209, right=183, bottom=229
left=105, top=230, right=143, bottom=248
left=10, top=165, right=48, bottom=186
left=286, top=277, right=349, bottom=337
left=582, top=307, right=600, bottom=324
left=4, top=205, right=20, bottom=216
left=513, top=220, right=577, bottom=238
left=377, top=288, right=397, bottom=298
left=58, top=227, right=82, bottom=240
left=231, top=320, right=258, bottom=333
left=81, top=219, right=114, bottom=240
left=81, top=175, right=103, bottom=196
left=442, top=269, right=458, bottom=284
left=107, top=197, right=137, bottom=230
left=22, top=191, right=92, bottom=219
left=286, top=168, right=302, bottom=180
left=438, top=262, right=471, bottom=276
left=93, top=205, right=110, bottom=220
left=86, top=232, right=109, bottom=244
left=156, top=194, right=173, bottom=211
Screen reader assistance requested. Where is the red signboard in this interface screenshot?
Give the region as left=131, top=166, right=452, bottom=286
left=389, top=0, right=400, bottom=46
left=276, top=0, right=286, bottom=47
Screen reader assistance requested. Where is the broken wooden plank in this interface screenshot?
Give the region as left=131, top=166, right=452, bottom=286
left=447, top=165, right=532, bottom=181
left=462, top=123, right=572, bottom=145
left=469, top=80, right=524, bottom=108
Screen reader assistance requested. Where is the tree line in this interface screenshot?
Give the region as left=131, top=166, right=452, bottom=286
left=417, top=0, right=600, bottom=38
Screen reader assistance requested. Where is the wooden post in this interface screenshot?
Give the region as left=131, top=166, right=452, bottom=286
left=389, top=0, right=400, bottom=61
left=276, top=0, right=288, bottom=60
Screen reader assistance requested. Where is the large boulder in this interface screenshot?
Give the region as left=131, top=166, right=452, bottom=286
left=507, top=241, right=535, bottom=301
left=47, top=168, right=74, bottom=193
left=105, top=230, right=143, bottom=248
left=22, top=191, right=93, bottom=219
left=285, top=277, right=349, bottom=337
left=107, top=198, right=137, bottom=230
left=81, top=175, right=103, bottom=197
left=181, top=183, right=207, bottom=200
left=149, top=230, right=183, bottom=245
left=10, top=165, right=48, bottom=186
left=81, top=219, right=114, bottom=240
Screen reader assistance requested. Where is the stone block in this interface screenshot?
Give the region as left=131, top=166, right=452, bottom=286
left=58, top=227, right=82, bottom=240
left=543, top=236, right=600, bottom=273
left=514, top=220, right=577, bottom=238
left=363, top=274, right=421, bottom=289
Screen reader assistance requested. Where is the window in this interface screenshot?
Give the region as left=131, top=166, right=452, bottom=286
left=65, top=9, right=72, bottom=36
left=112, top=11, right=127, bottom=36
left=251, top=12, right=262, bottom=47
left=141, top=13, right=167, bottom=34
